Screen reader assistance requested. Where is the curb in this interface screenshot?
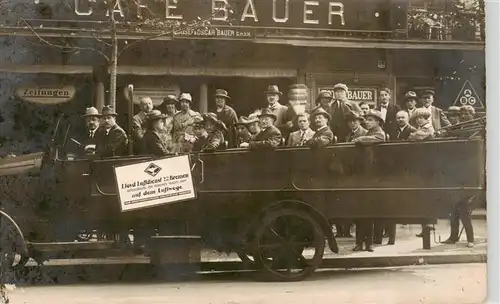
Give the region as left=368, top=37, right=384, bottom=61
left=24, top=253, right=486, bottom=272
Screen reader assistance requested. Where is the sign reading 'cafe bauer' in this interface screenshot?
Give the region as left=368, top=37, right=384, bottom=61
left=72, top=0, right=407, bottom=31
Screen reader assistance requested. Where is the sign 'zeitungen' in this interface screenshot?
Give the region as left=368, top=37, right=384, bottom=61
left=71, top=0, right=406, bottom=31
left=114, top=155, right=196, bottom=212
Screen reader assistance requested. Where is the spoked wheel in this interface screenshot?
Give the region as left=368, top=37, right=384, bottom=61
left=252, top=209, right=325, bottom=282
left=0, top=218, right=27, bottom=279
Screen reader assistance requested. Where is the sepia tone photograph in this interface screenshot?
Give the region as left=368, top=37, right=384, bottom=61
left=0, top=0, right=488, bottom=303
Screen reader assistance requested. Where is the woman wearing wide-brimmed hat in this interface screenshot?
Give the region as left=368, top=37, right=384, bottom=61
left=234, top=116, right=252, bottom=147
left=214, top=89, right=238, bottom=148
left=172, top=93, right=203, bottom=153
left=142, top=110, right=171, bottom=156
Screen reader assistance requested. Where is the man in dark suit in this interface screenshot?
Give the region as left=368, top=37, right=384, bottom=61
left=329, top=84, right=363, bottom=142
left=376, top=87, right=401, bottom=136
left=95, top=106, right=129, bottom=157
left=240, top=108, right=282, bottom=149
left=306, top=108, right=334, bottom=147
left=390, top=111, right=417, bottom=141
left=79, top=107, right=101, bottom=156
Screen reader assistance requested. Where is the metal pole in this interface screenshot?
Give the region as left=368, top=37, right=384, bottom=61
left=127, top=84, right=134, bottom=156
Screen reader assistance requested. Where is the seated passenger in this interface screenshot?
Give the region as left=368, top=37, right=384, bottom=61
left=239, top=108, right=282, bottom=149
left=306, top=108, right=334, bottom=147
left=288, top=113, right=315, bottom=146
left=235, top=117, right=252, bottom=147
left=408, top=108, right=435, bottom=141
left=246, top=114, right=261, bottom=138
left=143, top=110, right=170, bottom=156
left=192, top=113, right=226, bottom=152
left=352, top=110, right=386, bottom=143
left=95, top=106, right=129, bottom=157
left=81, top=107, right=101, bottom=156
left=345, top=112, right=367, bottom=142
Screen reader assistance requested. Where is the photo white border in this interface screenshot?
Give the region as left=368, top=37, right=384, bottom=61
left=486, top=0, right=499, bottom=302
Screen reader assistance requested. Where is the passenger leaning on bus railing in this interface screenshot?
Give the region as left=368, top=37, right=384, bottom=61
left=239, top=108, right=282, bottom=149
left=407, top=108, right=435, bottom=141
left=352, top=110, right=386, bottom=144
left=142, top=110, right=171, bottom=157
left=191, top=113, right=226, bottom=152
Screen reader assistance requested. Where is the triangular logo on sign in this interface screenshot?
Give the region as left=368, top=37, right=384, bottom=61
left=453, top=80, right=484, bottom=109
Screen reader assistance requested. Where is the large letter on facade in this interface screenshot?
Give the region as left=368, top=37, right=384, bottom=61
left=303, top=1, right=318, bottom=25
left=106, top=0, right=125, bottom=18
left=74, top=0, right=92, bottom=16
left=241, top=0, right=258, bottom=22
left=212, top=0, right=229, bottom=21
left=135, top=0, right=149, bottom=19
left=272, top=0, right=289, bottom=23
left=165, top=0, right=183, bottom=20
left=328, top=2, right=345, bottom=26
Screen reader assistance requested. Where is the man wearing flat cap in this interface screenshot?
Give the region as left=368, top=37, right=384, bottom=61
left=329, top=83, right=363, bottom=142
left=172, top=93, right=203, bottom=153
left=240, top=108, right=282, bottom=149
left=214, top=89, right=238, bottom=148
left=306, top=107, right=335, bottom=147
left=95, top=106, right=129, bottom=157
left=80, top=107, right=101, bottom=155
left=419, top=89, right=450, bottom=131
left=376, top=87, right=401, bottom=134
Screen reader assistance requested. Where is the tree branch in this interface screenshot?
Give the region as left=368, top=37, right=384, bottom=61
left=20, top=18, right=110, bottom=62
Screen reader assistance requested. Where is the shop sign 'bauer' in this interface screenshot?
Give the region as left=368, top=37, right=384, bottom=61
left=453, top=80, right=484, bottom=109
left=114, top=155, right=196, bottom=212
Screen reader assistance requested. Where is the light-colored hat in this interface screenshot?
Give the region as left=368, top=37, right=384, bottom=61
left=405, top=91, right=418, bottom=100
left=333, top=83, right=349, bottom=92
left=179, top=93, right=193, bottom=103
left=82, top=107, right=101, bottom=117
left=365, top=109, right=385, bottom=124
left=412, top=108, right=431, bottom=120
left=448, top=106, right=461, bottom=113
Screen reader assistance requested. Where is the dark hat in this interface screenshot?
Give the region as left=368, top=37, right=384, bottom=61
left=405, top=91, right=418, bottom=100
left=333, top=83, right=349, bottom=92
left=101, top=105, right=118, bottom=116
left=345, top=111, right=365, bottom=123
left=258, top=108, right=278, bottom=120
left=146, top=110, right=166, bottom=121
left=215, top=89, right=231, bottom=100
left=420, top=89, right=435, bottom=97
left=264, top=85, right=283, bottom=96
left=365, top=109, right=385, bottom=124
left=311, top=107, right=331, bottom=121
left=162, top=95, right=178, bottom=105
left=316, top=90, right=333, bottom=103
left=82, top=107, right=101, bottom=118
left=202, top=112, right=228, bottom=131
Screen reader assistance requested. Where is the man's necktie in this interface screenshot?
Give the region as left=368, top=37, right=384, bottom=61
left=89, top=130, right=94, bottom=139
left=300, top=131, right=306, bottom=145
left=396, top=129, right=401, bottom=139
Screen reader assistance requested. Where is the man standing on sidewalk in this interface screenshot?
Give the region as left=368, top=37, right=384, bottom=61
left=441, top=196, right=475, bottom=248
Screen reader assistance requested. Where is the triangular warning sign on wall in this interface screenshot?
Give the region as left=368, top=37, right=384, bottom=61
left=453, top=80, right=484, bottom=109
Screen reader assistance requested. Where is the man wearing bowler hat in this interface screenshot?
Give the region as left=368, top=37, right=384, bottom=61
left=240, top=108, right=282, bottom=149
left=264, top=85, right=292, bottom=132
left=95, top=106, right=129, bottom=157
left=81, top=107, right=101, bottom=155
left=419, top=89, right=450, bottom=131
left=214, top=89, right=238, bottom=148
